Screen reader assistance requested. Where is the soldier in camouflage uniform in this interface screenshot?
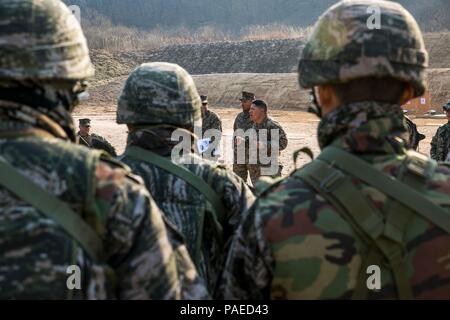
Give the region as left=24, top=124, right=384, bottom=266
left=0, top=0, right=204, bottom=300
left=220, top=0, right=450, bottom=299
left=248, top=100, right=288, bottom=185
left=200, top=95, right=222, bottom=158
left=201, top=95, right=222, bottom=135
left=116, top=62, right=255, bottom=296
left=77, top=118, right=117, bottom=157
left=233, top=91, right=256, bottom=183
left=403, top=114, right=425, bottom=151
left=430, top=102, right=450, bottom=161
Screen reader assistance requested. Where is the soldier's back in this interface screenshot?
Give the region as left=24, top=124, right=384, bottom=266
left=120, top=150, right=253, bottom=294
left=0, top=136, right=180, bottom=299
left=228, top=149, right=450, bottom=299
left=203, top=110, right=222, bottom=133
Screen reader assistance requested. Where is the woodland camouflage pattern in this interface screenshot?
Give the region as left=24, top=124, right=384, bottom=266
left=298, top=0, right=428, bottom=98
left=220, top=0, right=450, bottom=300
left=248, top=116, right=288, bottom=185
left=0, top=0, right=203, bottom=300
left=430, top=122, right=450, bottom=162
left=220, top=101, right=450, bottom=299
left=117, top=64, right=255, bottom=296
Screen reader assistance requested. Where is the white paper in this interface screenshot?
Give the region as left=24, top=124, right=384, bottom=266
left=197, top=138, right=211, bottom=154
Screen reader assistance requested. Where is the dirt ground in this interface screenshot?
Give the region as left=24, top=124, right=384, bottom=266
left=73, top=106, right=446, bottom=182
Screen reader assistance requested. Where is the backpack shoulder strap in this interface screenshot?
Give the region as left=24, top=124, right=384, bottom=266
left=124, top=145, right=225, bottom=265
left=0, top=156, right=104, bottom=261
left=318, top=146, right=450, bottom=233
left=294, top=159, right=413, bottom=299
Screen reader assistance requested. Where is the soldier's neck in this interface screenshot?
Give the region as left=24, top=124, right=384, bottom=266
left=254, top=116, right=267, bottom=125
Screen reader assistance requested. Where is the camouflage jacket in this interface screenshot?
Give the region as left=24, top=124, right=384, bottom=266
left=220, top=101, right=450, bottom=300
left=233, top=110, right=253, bottom=133
left=233, top=110, right=254, bottom=163
left=430, top=122, right=450, bottom=161
left=202, top=110, right=222, bottom=136
left=119, top=127, right=255, bottom=296
left=404, top=116, right=425, bottom=151
left=78, top=132, right=117, bottom=157
left=0, top=121, right=193, bottom=300
left=251, top=116, right=288, bottom=164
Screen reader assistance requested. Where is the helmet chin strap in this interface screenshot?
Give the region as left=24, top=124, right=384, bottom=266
left=308, top=89, right=323, bottom=119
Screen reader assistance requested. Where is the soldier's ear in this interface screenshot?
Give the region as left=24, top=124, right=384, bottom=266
left=399, top=84, right=415, bottom=106
left=317, top=85, right=340, bottom=116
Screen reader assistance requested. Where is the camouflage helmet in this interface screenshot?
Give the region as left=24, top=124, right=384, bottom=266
left=298, top=0, right=428, bottom=98
left=444, top=101, right=450, bottom=112
left=0, top=0, right=94, bottom=81
left=117, top=62, right=202, bottom=127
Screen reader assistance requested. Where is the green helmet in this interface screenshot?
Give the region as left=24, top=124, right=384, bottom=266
left=298, top=0, right=428, bottom=98
left=117, top=62, right=201, bottom=127
left=0, top=0, right=94, bottom=81
left=444, top=101, right=450, bottom=112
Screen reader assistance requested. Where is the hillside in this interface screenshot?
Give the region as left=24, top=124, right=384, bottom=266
left=90, top=33, right=450, bottom=82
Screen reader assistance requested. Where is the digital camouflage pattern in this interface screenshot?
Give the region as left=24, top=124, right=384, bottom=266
left=0, top=120, right=183, bottom=299
left=298, top=0, right=428, bottom=98
left=430, top=122, right=450, bottom=161
left=248, top=116, right=288, bottom=185
left=0, top=0, right=204, bottom=300
left=202, top=110, right=222, bottom=135
left=117, top=62, right=202, bottom=127
left=201, top=109, right=222, bottom=159
left=0, top=0, right=94, bottom=81
left=119, top=127, right=255, bottom=295
left=117, top=64, right=255, bottom=296
left=233, top=110, right=254, bottom=182
left=78, top=132, right=118, bottom=157
left=220, top=101, right=450, bottom=299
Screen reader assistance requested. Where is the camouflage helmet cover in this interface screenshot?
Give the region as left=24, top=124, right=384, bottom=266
left=298, top=0, right=428, bottom=98
left=0, top=0, right=94, bottom=81
left=117, top=62, right=202, bottom=126
left=444, top=101, right=450, bottom=112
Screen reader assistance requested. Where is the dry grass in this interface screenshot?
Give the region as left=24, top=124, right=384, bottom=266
left=240, top=23, right=313, bottom=41
left=81, top=12, right=312, bottom=52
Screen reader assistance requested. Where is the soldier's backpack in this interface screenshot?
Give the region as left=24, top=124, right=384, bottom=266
left=294, top=146, right=450, bottom=299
